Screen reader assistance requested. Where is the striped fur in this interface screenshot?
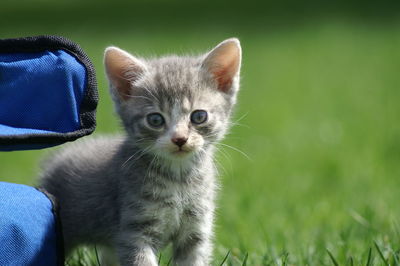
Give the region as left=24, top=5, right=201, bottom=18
left=39, top=38, right=241, bottom=266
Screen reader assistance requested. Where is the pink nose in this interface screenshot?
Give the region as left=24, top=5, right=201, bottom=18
left=171, top=137, right=188, bottom=147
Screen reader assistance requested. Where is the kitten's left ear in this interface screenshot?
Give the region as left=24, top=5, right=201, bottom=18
left=201, top=38, right=242, bottom=94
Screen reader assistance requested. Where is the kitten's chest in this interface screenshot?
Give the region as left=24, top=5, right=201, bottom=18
left=140, top=181, right=203, bottom=240
left=154, top=196, right=185, bottom=237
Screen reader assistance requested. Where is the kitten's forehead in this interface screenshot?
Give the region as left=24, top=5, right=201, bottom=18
left=132, top=55, right=228, bottom=117
left=138, top=56, right=211, bottom=105
left=148, top=56, right=203, bottom=93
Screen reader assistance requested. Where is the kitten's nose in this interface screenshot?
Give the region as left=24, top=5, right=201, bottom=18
left=171, top=136, right=188, bottom=148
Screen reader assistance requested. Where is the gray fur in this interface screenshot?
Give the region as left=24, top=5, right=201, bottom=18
left=39, top=38, right=241, bottom=266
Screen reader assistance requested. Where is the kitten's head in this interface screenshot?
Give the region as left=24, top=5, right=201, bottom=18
left=104, top=38, right=241, bottom=162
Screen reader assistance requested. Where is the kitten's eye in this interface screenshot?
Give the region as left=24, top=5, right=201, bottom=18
left=190, top=110, right=208, bottom=124
left=146, top=113, right=165, bottom=128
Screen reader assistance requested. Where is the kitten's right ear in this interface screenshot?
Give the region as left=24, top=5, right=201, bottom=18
left=104, top=47, right=146, bottom=101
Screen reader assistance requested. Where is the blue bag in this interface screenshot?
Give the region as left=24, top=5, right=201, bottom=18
left=0, top=36, right=98, bottom=265
left=0, top=35, right=98, bottom=151
left=0, top=182, right=64, bottom=266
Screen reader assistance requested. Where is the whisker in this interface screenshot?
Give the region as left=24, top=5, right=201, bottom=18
left=121, top=146, right=152, bottom=169
left=204, top=132, right=221, bottom=139
left=228, top=121, right=251, bottom=129
left=120, top=94, right=153, bottom=101
left=215, top=145, right=233, bottom=163
left=134, top=138, right=151, bottom=144
left=214, top=157, right=227, bottom=176
left=141, top=87, right=159, bottom=103
left=208, top=148, right=227, bottom=176
left=110, top=73, right=158, bottom=102
left=216, top=142, right=252, bottom=161
left=233, top=112, right=249, bottom=124
left=145, top=153, right=159, bottom=183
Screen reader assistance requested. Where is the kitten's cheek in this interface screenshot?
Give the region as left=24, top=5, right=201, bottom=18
left=188, top=137, right=205, bottom=152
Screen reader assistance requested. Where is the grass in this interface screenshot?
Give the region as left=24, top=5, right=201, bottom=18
left=1, top=1, right=400, bottom=265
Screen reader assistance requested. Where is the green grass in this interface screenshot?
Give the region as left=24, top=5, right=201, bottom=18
left=1, top=2, right=400, bottom=264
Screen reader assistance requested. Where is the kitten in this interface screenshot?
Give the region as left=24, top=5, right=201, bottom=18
left=39, top=38, right=242, bottom=266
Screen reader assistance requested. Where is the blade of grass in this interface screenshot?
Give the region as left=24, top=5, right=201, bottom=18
left=158, top=253, right=162, bottom=265
left=347, top=256, right=354, bottom=266
left=241, top=252, right=249, bottom=266
left=94, top=245, right=101, bottom=266
left=374, top=241, right=389, bottom=266
left=166, top=257, right=173, bottom=266
left=365, top=247, right=373, bottom=266
left=326, top=249, right=339, bottom=266
left=219, top=250, right=231, bottom=266
left=78, top=248, right=84, bottom=265
left=282, top=252, right=289, bottom=266
left=391, top=250, right=399, bottom=266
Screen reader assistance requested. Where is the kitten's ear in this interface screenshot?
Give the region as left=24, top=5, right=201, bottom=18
left=201, top=38, right=242, bottom=93
left=104, top=47, right=146, bottom=101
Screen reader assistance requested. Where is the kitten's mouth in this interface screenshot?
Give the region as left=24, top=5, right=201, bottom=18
left=171, top=147, right=191, bottom=156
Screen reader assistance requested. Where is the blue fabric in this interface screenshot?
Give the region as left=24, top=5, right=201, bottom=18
left=0, top=50, right=86, bottom=136
left=0, top=182, right=58, bottom=265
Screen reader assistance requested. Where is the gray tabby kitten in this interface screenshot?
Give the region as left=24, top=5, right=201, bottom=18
left=39, top=38, right=242, bottom=266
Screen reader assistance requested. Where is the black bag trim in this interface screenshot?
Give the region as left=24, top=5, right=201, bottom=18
left=36, top=187, right=65, bottom=266
left=0, top=35, right=98, bottom=148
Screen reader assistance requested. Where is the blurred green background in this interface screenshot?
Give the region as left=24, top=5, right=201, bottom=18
left=1, top=0, right=400, bottom=264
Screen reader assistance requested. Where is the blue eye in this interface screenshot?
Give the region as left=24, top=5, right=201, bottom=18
left=147, top=113, right=165, bottom=128
left=190, top=110, right=208, bottom=124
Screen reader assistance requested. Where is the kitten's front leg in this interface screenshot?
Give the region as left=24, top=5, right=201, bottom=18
left=173, top=208, right=214, bottom=266
left=115, top=234, right=158, bottom=266
left=173, top=237, right=212, bottom=266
